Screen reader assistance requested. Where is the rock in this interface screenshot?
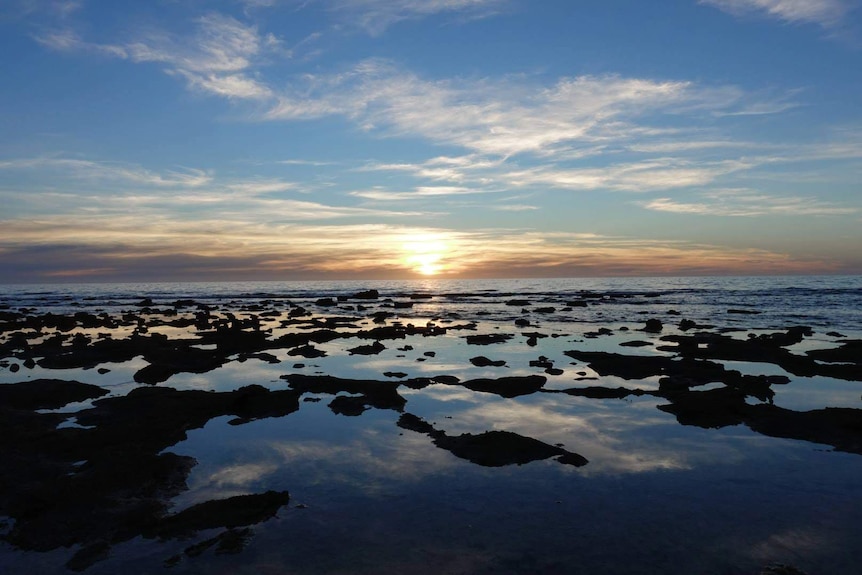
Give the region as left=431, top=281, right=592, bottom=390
left=287, top=345, right=327, bottom=359
left=529, top=356, right=554, bottom=370
left=619, top=340, right=652, bottom=347
left=0, top=379, right=109, bottom=410
left=347, top=341, right=386, bottom=355
left=643, top=319, right=663, bottom=333
left=463, top=333, right=514, bottom=345
left=351, top=289, right=379, bottom=300
left=462, top=375, right=547, bottom=398
left=397, top=413, right=587, bottom=468
left=470, top=356, right=507, bottom=367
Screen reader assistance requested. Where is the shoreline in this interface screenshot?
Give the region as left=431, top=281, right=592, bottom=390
left=1, top=287, right=861, bottom=573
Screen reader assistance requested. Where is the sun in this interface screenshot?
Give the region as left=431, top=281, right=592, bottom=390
left=402, top=235, right=448, bottom=276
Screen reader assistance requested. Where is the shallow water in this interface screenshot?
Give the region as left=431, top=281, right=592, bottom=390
left=1, top=276, right=861, bottom=574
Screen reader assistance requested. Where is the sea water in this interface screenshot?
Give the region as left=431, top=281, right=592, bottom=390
left=1, top=275, right=861, bottom=574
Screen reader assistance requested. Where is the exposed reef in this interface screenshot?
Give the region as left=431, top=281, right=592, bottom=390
left=0, top=380, right=299, bottom=570
left=2, top=289, right=861, bottom=573
left=397, top=413, right=588, bottom=467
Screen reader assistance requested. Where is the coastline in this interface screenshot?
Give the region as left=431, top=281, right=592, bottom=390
left=1, top=278, right=861, bottom=574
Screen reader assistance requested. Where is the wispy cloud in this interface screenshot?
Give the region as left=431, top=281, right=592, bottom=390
left=0, top=157, right=213, bottom=187
left=503, top=159, right=753, bottom=192
left=349, top=185, right=490, bottom=201
left=641, top=188, right=859, bottom=216
left=36, top=13, right=275, bottom=100
left=266, top=60, right=791, bottom=160
left=701, top=0, right=853, bottom=28
left=0, top=215, right=841, bottom=282
left=328, top=0, right=508, bottom=35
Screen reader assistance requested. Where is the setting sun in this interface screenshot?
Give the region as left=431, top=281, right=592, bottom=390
left=402, top=235, right=448, bottom=275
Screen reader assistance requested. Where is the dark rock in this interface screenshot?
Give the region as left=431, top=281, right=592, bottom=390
left=463, top=333, right=513, bottom=345
left=0, top=379, right=109, bottom=410
left=643, top=319, right=663, bottom=333
left=283, top=374, right=406, bottom=412
left=351, top=289, right=379, bottom=300
left=619, top=340, right=652, bottom=347
left=150, top=491, right=290, bottom=539
left=397, top=413, right=587, bottom=468
left=347, top=341, right=386, bottom=355
left=328, top=395, right=370, bottom=416
left=287, top=345, right=327, bottom=359
left=529, top=356, right=554, bottom=370
left=461, top=375, right=547, bottom=398
left=470, top=356, right=507, bottom=367
left=560, top=386, right=649, bottom=399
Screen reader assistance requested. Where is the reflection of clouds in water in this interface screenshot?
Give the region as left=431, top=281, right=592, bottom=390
left=404, top=385, right=482, bottom=403
left=266, top=433, right=458, bottom=492
left=166, top=359, right=290, bottom=391
left=205, top=462, right=279, bottom=488
left=444, top=395, right=693, bottom=475
left=746, top=527, right=836, bottom=568
left=176, top=462, right=281, bottom=510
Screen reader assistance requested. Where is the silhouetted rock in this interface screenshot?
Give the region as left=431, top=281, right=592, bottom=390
left=461, top=375, right=546, bottom=398
left=351, top=289, right=379, bottom=300
left=464, top=333, right=514, bottom=345
left=347, top=341, right=386, bottom=355
left=0, top=378, right=108, bottom=410
left=397, top=413, right=587, bottom=468
left=287, top=344, right=327, bottom=358
left=470, top=356, right=507, bottom=367
left=620, top=340, right=652, bottom=347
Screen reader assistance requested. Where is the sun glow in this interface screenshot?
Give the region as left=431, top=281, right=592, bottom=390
left=402, top=235, right=448, bottom=275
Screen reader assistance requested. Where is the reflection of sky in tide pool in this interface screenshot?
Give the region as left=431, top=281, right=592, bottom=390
left=128, top=319, right=861, bottom=573
left=151, top=387, right=862, bottom=575
left=3, top=279, right=862, bottom=574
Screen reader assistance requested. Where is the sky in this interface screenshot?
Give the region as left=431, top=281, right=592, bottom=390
left=1, top=0, right=861, bottom=283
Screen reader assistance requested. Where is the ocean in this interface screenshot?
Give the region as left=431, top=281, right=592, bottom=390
left=1, top=275, right=861, bottom=574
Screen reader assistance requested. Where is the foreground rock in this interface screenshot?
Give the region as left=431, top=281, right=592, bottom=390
left=0, top=382, right=300, bottom=570
left=397, top=413, right=588, bottom=467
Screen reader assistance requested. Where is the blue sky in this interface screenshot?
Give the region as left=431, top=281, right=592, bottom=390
left=1, top=0, right=861, bottom=282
